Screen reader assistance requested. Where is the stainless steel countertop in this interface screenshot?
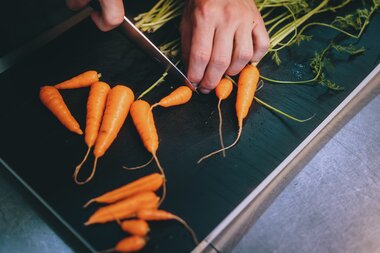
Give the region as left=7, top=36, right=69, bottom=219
left=1, top=89, right=379, bottom=253
left=232, top=92, right=380, bottom=253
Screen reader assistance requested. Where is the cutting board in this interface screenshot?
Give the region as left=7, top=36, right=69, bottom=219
left=0, top=4, right=379, bottom=253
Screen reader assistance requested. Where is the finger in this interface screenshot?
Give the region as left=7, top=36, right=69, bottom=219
left=180, top=16, right=192, bottom=70
left=226, top=24, right=254, bottom=76
left=91, top=0, right=125, bottom=31
left=66, top=0, right=90, bottom=10
left=251, top=15, right=270, bottom=63
left=186, top=16, right=215, bottom=85
left=199, top=26, right=234, bottom=92
left=198, top=87, right=212, bottom=94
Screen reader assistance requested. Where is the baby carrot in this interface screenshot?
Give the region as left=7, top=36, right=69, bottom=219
left=54, top=70, right=101, bottom=89
left=198, top=65, right=259, bottom=163
left=137, top=209, right=199, bottom=245
left=85, top=191, right=159, bottom=225
left=39, top=86, right=83, bottom=135
left=120, top=219, right=150, bottom=236
left=129, top=100, right=166, bottom=205
left=83, top=173, right=164, bottom=207
left=114, top=236, right=146, bottom=253
left=74, top=81, right=110, bottom=184
left=215, top=78, right=233, bottom=157
left=77, top=85, right=134, bottom=185
left=151, top=86, right=192, bottom=109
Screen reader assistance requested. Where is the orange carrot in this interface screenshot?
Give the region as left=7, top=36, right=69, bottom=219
left=77, top=85, right=134, bottom=185
left=83, top=173, right=164, bottom=207
left=85, top=191, right=159, bottom=225
left=114, top=236, right=146, bottom=253
left=198, top=65, right=259, bottom=163
left=215, top=78, right=233, bottom=157
left=136, top=209, right=199, bottom=245
left=120, top=219, right=150, bottom=236
left=129, top=100, right=166, bottom=205
left=54, top=70, right=101, bottom=89
left=151, top=86, right=192, bottom=108
left=73, top=81, right=110, bottom=184
left=39, top=86, right=83, bottom=135
left=136, top=209, right=177, bottom=220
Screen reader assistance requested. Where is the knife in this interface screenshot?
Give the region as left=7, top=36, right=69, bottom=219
left=89, top=1, right=196, bottom=92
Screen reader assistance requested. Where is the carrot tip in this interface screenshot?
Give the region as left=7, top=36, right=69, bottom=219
left=83, top=199, right=95, bottom=208
left=122, top=156, right=154, bottom=171
left=75, top=129, right=83, bottom=135
left=150, top=103, right=159, bottom=110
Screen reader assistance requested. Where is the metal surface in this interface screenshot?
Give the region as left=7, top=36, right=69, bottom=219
left=118, top=16, right=196, bottom=92
left=232, top=92, right=380, bottom=253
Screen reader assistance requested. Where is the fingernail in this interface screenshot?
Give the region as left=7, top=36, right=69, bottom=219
left=199, top=88, right=211, bottom=94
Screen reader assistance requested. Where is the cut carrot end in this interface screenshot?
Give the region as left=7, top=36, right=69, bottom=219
left=122, top=156, right=154, bottom=171
left=97, top=73, right=102, bottom=79
left=197, top=126, right=242, bottom=164
left=217, top=99, right=226, bottom=158
left=153, top=154, right=166, bottom=207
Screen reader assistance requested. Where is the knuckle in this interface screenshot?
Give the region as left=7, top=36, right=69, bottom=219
left=194, top=2, right=216, bottom=22
left=193, top=51, right=211, bottom=65
left=212, top=55, right=230, bottom=70
left=258, top=35, right=270, bottom=52
left=237, top=49, right=253, bottom=63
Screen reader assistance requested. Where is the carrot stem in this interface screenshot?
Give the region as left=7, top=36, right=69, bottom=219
left=217, top=99, right=226, bottom=158
left=97, top=248, right=114, bottom=253
left=73, top=146, right=92, bottom=184
left=150, top=103, right=159, bottom=109
left=173, top=215, right=199, bottom=245
left=153, top=154, right=166, bottom=206
left=74, top=156, right=99, bottom=185
left=197, top=126, right=242, bottom=164
left=123, top=156, right=154, bottom=170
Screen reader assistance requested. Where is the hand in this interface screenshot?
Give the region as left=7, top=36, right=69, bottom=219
left=66, top=0, right=125, bottom=31
left=180, top=0, right=270, bottom=93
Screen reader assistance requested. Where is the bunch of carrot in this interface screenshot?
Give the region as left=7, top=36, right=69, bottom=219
left=84, top=173, right=198, bottom=252
left=197, top=64, right=260, bottom=163
left=39, top=70, right=136, bottom=185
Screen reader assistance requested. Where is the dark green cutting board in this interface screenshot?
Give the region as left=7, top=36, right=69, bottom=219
left=0, top=6, right=379, bottom=253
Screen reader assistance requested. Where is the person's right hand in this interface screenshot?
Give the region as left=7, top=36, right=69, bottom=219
left=66, top=0, right=125, bottom=31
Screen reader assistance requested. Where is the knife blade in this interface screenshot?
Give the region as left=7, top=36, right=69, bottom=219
left=89, top=1, right=196, bottom=91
